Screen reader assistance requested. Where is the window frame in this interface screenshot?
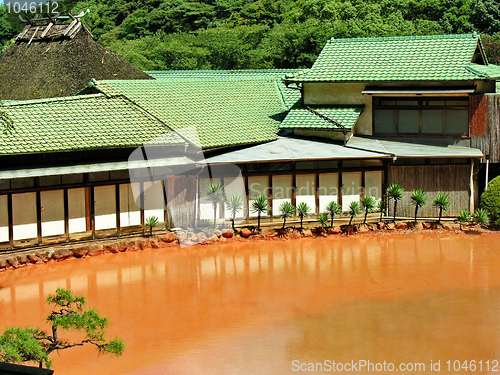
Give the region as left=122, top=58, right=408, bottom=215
left=372, top=96, right=469, bottom=137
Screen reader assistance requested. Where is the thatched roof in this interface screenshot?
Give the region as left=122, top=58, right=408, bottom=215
left=0, top=19, right=151, bottom=100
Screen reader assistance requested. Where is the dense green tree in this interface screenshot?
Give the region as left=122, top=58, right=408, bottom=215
left=1, top=0, right=499, bottom=70
left=0, top=289, right=124, bottom=369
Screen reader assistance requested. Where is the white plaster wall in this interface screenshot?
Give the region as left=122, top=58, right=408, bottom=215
left=94, top=186, right=116, bottom=230
left=12, top=192, right=37, bottom=240
left=319, top=173, right=339, bottom=213
left=41, top=190, right=65, bottom=237
left=223, top=176, right=247, bottom=220
left=365, top=171, right=383, bottom=200
left=272, top=175, right=293, bottom=216
left=296, top=175, right=316, bottom=212
left=143, top=181, right=165, bottom=224
left=120, top=184, right=141, bottom=227
left=0, top=195, right=8, bottom=242
left=303, top=83, right=372, bottom=135
left=68, top=188, right=86, bottom=233
left=342, top=172, right=362, bottom=212
left=248, top=176, right=270, bottom=217
left=199, top=178, right=222, bottom=221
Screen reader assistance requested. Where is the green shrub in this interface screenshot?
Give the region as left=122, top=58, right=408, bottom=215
left=481, top=176, right=500, bottom=223
left=457, top=209, right=472, bottom=224
left=318, top=214, right=329, bottom=228
left=474, top=208, right=490, bottom=226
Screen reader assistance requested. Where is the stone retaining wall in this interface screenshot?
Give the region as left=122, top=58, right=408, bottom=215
left=0, top=222, right=488, bottom=272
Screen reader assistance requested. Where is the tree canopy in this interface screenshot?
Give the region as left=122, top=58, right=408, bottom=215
left=0, top=288, right=124, bottom=369
left=0, top=0, right=499, bottom=70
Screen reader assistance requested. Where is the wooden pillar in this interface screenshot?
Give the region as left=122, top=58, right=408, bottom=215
left=36, top=190, right=42, bottom=245
left=162, top=179, right=169, bottom=229
left=268, top=175, right=273, bottom=222
left=7, top=193, right=13, bottom=250
left=64, top=188, right=69, bottom=242
left=90, top=186, right=95, bottom=239
left=115, top=184, right=121, bottom=237
left=245, top=175, right=249, bottom=223
left=338, top=172, right=343, bottom=209
left=315, top=173, right=320, bottom=215
left=220, top=177, right=225, bottom=220
left=292, top=174, right=297, bottom=207
left=361, top=171, right=366, bottom=198
left=140, top=181, right=145, bottom=236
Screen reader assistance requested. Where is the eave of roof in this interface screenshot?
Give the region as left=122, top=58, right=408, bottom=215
left=280, top=106, right=364, bottom=131
left=347, top=136, right=484, bottom=158
left=204, top=137, right=389, bottom=164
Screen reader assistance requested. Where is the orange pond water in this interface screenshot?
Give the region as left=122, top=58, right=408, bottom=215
left=2, top=232, right=500, bottom=374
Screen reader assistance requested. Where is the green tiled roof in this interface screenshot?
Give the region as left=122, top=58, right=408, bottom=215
left=92, top=78, right=290, bottom=149
left=0, top=94, right=184, bottom=155
left=466, top=63, right=500, bottom=80
left=280, top=106, right=363, bottom=131
left=146, top=69, right=302, bottom=110
left=286, top=34, right=490, bottom=82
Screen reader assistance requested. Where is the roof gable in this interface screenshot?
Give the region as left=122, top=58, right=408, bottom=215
left=287, top=34, right=492, bottom=82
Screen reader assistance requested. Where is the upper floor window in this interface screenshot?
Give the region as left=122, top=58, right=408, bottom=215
left=373, top=97, right=469, bottom=136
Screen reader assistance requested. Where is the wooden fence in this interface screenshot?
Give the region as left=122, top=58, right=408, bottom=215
left=388, top=165, right=471, bottom=218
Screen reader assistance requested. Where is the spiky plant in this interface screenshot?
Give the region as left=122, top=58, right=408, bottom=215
left=457, top=209, right=472, bottom=224
left=410, top=189, right=427, bottom=223
left=296, top=202, right=311, bottom=230
left=206, top=181, right=225, bottom=229
left=474, top=208, right=490, bottom=226
left=318, top=214, right=329, bottom=228
left=145, top=216, right=159, bottom=237
left=348, top=201, right=362, bottom=226
left=279, top=201, right=295, bottom=229
left=226, top=194, right=243, bottom=231
left=325, top=201, right=341, bottom=228
left=251, top=195, right=269, bottom=231
left=377, top=199, right=386, bottom=222
left=433, top=193, right=451, bottom=223
left=360, top=195, right=376, bottom=224
left=387, top=183, right=404, bottom=222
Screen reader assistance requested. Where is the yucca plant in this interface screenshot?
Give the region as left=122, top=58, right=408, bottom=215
left=377, top=199, right=386, bottom=222
left=226, top=194, right=243, bottom=231
left=318, top=213, right=329, bottom=228
left=360, top=195, right=376, bottom=224
left=145, top=216, right=159, bottom=237
left=474, top=208, right=490, bottom=226
left=410, top=189, right=427, bottom=223
left=348, top=201, right=362, bottom=226
left=387, top=183, right=404, bottom=222
left=433, top=193, right=451, bottom=223
left=206, top=181, right=225, bottom=228
left=251, top=195, right=269, bottom=231
left=279, top=201, right=296, bottom=229
left=325, top=201, right=341, bottom=228
left=457, top=209, right=472, bottom=224
left=296, top=202, right=311, bottom=230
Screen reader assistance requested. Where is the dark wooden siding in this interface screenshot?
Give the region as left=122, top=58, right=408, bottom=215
left=470, top=94, right=500, bottom=163
left=165, top=175, right=196, bottom=228
left=388, top=165, right=470, bottom=218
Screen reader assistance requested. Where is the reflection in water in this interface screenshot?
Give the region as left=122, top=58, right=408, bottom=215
left=0, top=233, right=500, bottom=374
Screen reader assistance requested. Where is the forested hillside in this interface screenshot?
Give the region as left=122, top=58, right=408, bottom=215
left=0, top=0, right=499, bottom=70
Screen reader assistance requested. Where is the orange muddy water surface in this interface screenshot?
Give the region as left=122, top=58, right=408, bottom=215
left=1, top=232, right=500, bottom=375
